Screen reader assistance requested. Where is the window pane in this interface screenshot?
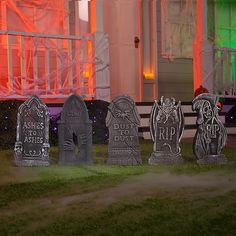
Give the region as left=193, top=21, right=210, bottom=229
left=161, top=0, right=196, bottom=59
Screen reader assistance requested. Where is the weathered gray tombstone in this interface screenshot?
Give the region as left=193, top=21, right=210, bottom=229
left=106, top=95, right=142, bottom=165
left=14, top=95, right=50, bottom=166
left=58, top=94, right=92, bottom=165
left=149, top=96, right=184, bottom=164
left=192, top=93, right=227, bottom=164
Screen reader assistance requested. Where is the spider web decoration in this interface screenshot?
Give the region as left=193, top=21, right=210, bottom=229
left=161, top=0, right=196, bottom=59
left=0, top=33, right=97, bottom=100
left=4, top=0, right=67, bottom=34
left=195, top=1, right=236, bottom=97
left=0, top=0, right=107, bottom=101
left=212, top=1, right=236, bottom=96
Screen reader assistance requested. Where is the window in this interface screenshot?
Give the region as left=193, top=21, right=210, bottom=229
left=1, top=0, right=66, bottom=34
left=215, top=0, right=236, bottom=48
left=161, top=0, right=196, bottom=59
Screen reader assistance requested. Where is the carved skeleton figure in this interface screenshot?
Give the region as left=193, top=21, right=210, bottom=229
left=148, top=96, right=184, bottom=165
left=150, top=96, right=184, bottom=146
left=155, top=97, right=179, bottom=123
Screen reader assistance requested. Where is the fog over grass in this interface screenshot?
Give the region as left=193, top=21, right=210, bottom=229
left=0, top=139, right=236, bottom=235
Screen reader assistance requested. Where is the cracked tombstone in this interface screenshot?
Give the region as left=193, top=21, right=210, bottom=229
left=149, top=96, right=184, bottom=165
left=192, top=93, right=227, bottom=164
left=106, top=95, right=142, bottom=165
left=58, top=94, right=93, bottom=165
left=14, top=95, right=50, bottom=166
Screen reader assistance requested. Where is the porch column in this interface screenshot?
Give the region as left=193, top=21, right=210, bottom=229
left=116, top=0, right=142, bottom=101
left=201, top=0, right=214, bottom=93
left=193, top=0, right=214, bottom=93
left=103, top=0, right=142, bottom=101
left=90, top=0, right=110, bottom=101
left=142, top=0, right=157, bottom=101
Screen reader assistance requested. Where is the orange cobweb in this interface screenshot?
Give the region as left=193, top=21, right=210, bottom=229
left=0, top=0, right=95, bottom=102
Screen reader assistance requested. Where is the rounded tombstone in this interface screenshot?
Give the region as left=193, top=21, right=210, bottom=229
left=106, top=95, right=142, bottom=165
left=58, top=94, right=93, bottom=165
left=14, top=95, right=50, bottom=166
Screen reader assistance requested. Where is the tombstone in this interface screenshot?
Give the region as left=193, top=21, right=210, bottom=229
left=149, top=96, right=184, bottom=164
left=106, top=95, right=142, bottom=165
left=192, top=93, right=227, bottom=164
left=58, top=94, right=92, bottom=165
left=14, top=95, right=50, bottom=166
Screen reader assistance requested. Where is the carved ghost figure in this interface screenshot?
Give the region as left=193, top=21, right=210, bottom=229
left=192, top=93, right=227, bottom=164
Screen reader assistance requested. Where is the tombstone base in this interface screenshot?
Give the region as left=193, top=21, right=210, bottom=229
left=59, top=160, right=92, bottom=165
left=107, top=147, right=142, bottom=165
left=107, top=156, right=142, bottom=165
left=59, top=151, right=93, bottom=165
left=149, top=152, right=183, bottom=165
left=14, top=159, right=49, bottom=167
left=197, top=154, right=227, bottom=165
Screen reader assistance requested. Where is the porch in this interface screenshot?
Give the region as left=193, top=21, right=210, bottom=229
left=0, top=30, right=96, bottom=102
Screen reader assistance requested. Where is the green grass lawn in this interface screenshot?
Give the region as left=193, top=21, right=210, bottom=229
left=0, top=139, right=236, bottom=235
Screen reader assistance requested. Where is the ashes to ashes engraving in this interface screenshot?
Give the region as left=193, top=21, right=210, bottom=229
left=149, top=96, right=184, bottom=165
left=14, top=95, right=50, bottom=166
left=106, top=95, right=142, bottom=165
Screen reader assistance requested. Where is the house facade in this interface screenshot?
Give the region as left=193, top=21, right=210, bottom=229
left=0, top=0, right=235, bottom=102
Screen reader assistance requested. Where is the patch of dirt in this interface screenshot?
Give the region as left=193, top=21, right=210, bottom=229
left=1, top=171, right=236, bottom=218
left=59, top=171, right=236, bottom=208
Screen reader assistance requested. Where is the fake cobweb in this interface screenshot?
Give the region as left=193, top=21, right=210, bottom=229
left=0, top=0, right=104, bottom=101
left=205, top=0, right=236, bottom=96
left=161, top=0, right=196, bottom=59
left=162, top=0, right=236, bottom=96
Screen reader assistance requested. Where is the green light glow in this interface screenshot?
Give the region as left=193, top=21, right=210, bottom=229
left=215, top=1, right=236, bottom=48
left=215, top=0, right=236, bottom=81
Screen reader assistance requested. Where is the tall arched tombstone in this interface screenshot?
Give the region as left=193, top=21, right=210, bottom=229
left=58, top=94, right=93, bottom=165
left=192, top=93, right=227, bottom=164
left=149, top=96, right=184, bottom=165
left=14, top=95, right=50, bottom=166
left=106, top=95, right=142, bottom=165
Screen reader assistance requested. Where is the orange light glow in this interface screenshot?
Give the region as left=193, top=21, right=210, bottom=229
left=0, top=0, right=95, bottom=102
left=83, top=71, right=90, bottom=78
left=151, top=0, right=157, bottom=99
left=137, top=0, right=142, bottom=101
left=143, top=72, right=155, bottom=80
left=193, top=0, right=203, bottom=92
left=87, top=40, right=94, bottom=99
left=90, top=0, right=96, bottom=33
